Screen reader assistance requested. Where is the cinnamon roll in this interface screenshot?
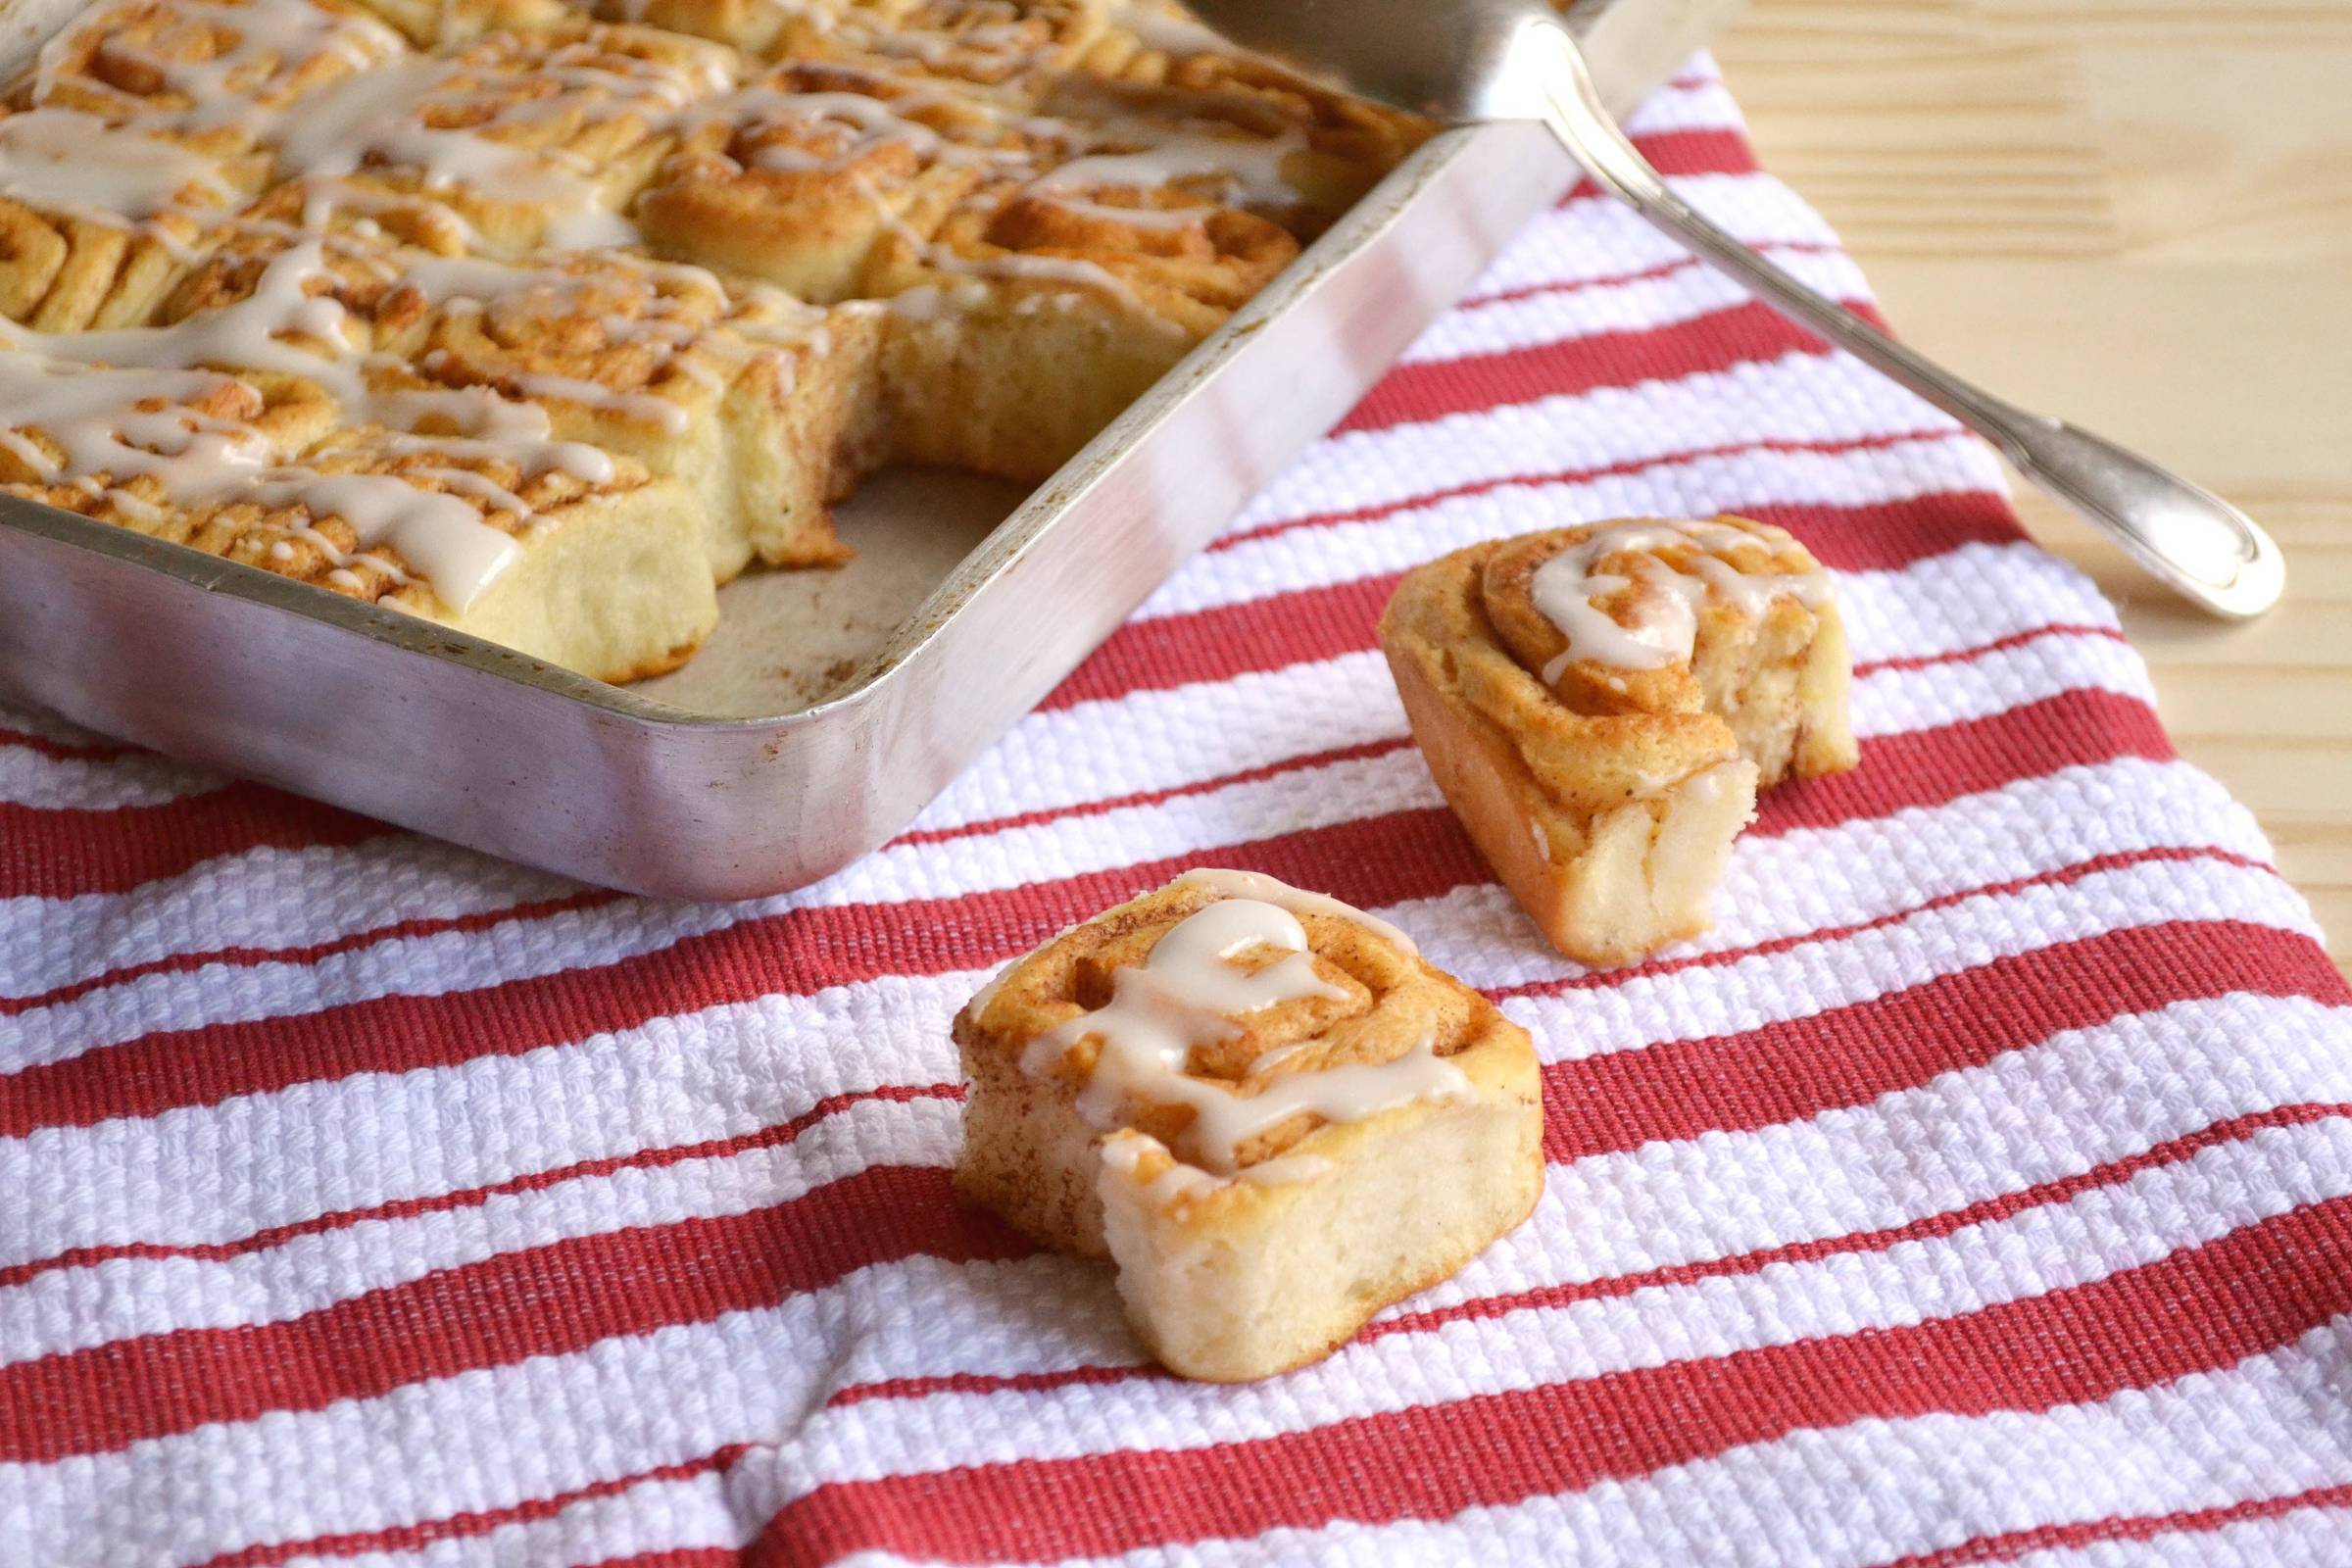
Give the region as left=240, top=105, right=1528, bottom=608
left=1066, top=20, right=1430, bottom=237
left=869, top=170, right=1297, bottom=478
left=24, top=0, right=407, bottom=169
left=388, top=250, right=880, bottom=575
left=634, top=60, right=1028, bottom=302
left=956, top=868, right=1543, bottom=1382
left=186, top=426, right=715, bottom=680
left=271, top=21, right=732, bottom=258
left=1379, top=516, right=1859, bottom=967
left=0, top=110, right=245, bottom=331
left=0, top=0, right=1430, bottom=685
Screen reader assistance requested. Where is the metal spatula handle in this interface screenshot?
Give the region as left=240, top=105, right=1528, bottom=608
left=1521, top=22, right=2284, bottom=618
left=1178, top=0, right=2284, bottom=619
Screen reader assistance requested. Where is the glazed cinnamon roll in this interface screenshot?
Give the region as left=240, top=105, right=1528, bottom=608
left=274, top=21, right=733, bottom=258
left=181, top=427, right=716, bottom=680
left=1379, top=516, right=1859, bottom=967
left=634, top=60, right=1030, bottom=302
left=0, top=110, right=246, bottom=331
left=384, top=251, right=881, bottom=575
left=956, top=868, right=1543, bottom=1382
left=24, top=0, right=407, bottom=170
left=1066, top=20, right=1430, bottom=237
left=869, top=171, right=1297, bottom=478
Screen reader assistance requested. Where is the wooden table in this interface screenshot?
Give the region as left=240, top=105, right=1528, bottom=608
left=1716, top=0, right=2352, bottom=977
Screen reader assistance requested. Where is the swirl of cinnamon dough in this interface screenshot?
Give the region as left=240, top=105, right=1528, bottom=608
left=25, top=0, right=407, bottom=166
left=955, top=867, right=1542, bottom=1382
left=635, top=60, right=1035, bottom=301
left=1379, top=516, right=1859, bottom=967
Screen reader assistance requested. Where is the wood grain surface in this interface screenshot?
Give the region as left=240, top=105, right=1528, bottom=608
left=1717, top=0, right=2352, bottom=976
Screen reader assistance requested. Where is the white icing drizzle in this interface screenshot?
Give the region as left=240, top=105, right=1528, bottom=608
left=1021, top=874, right=1461, bottom=1174
left=35, top=0, right=406, bottom=143
left=0, top=0, right=1319, bottom=609
left=0, top=109, right=233, bottom=225
left=0, top=236, right=659, bottom=608
left=1530, top=518, right=1834, bottom=680
left=1102, top=0, right=1232, bottom=60
left=1172, top=867, right=1421, bottom=959
left=1027, top=123, right=1302, bottom=217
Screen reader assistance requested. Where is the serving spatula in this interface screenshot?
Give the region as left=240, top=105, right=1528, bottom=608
left=1181, top=0, right=2285, bottom=617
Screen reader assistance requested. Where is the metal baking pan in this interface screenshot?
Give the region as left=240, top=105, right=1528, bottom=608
left=0, top=0, right=1738, bottom=899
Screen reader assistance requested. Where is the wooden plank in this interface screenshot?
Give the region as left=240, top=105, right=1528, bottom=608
left=1719, top=1, right=2352, bottom=976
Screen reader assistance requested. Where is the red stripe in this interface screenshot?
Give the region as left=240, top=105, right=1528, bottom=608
left=1049, top=492, right=2023, bottom=714
left=1339, top=298, right=1841, bottom=434
left=0, top=690, right=2171, bottom=1137
left=0, top=840, right=2252, bottom=1296
left=0, top=1082, right=963, bottom=1292
left=187, top=1448, right=750, bottom=1568
left=836, top=1098, right=2352, bottom=1408
left=1206, top=426, right=1964, bottom=556
left=8, top=610, right=2111, bottom=1017
left=0, top=785, right=388, bottom=901
left=750, top=1196, right=2352, bottom=1565
left=1455, top=242, right=1846, bottom=313
left=7, top=919, right=2337, bottom=1468
left=1541, top=919, right=2349, bottom=1165
left=1877, top=1481, right=2352, bottom=1568
left=1571, top=125, right=1756, bottom=189
left=0, top=1162, right=1023, bottom=1464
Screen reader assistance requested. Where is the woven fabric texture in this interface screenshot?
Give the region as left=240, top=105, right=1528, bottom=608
left=4, top=60, right=2350, bottom=1568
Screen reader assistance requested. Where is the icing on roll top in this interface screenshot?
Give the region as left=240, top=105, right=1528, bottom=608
left=1012, top=869, right=1471, bottom=1175
left=1526, top=517, right=1834, bottom=681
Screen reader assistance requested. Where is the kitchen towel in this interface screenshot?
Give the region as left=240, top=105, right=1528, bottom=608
left=5, top=59, right=2350, bottom=1568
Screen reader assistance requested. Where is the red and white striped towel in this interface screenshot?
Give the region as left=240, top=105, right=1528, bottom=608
left=5, top=61, right=2349, bottom=1568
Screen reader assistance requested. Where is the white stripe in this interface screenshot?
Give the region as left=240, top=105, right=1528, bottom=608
left=1405, top=246, right=1875, bottom=367
left=970, top=1319, right=2352, bottom=1568
left=0, top=755, right=2278, bottom=1267
left=745, top=1115, right=2352, bottom=1483
left=0, top=838, right=569, bottom=1023
left=2007, top=1506, right=2352, bottom=1568
left=1219, top=349, right=1975, bottom=542
left=1466, top=172, right=1845, bottom=304
left=0, top=747, right=219, bottom=810
left=0, top=519, right=2087, bottom=1006
left=1200, top=439, right=2014, bottom=624
left=1618, top=75, right=1744, bottom=140
left=0, top=639, right=2165, bottom=1068
left=10, top=1004, right=2345, bottom=1568
left=0, top=846, right=2316, bottom=1362
left=275, top=1471, right=755, bottom=1568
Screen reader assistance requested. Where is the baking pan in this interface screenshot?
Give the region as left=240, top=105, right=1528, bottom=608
left=0, top=0, right=1740, bottom=899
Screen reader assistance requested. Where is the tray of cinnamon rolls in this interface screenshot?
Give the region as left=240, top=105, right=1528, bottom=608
left=0, top=0, right=1735, bottom=895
